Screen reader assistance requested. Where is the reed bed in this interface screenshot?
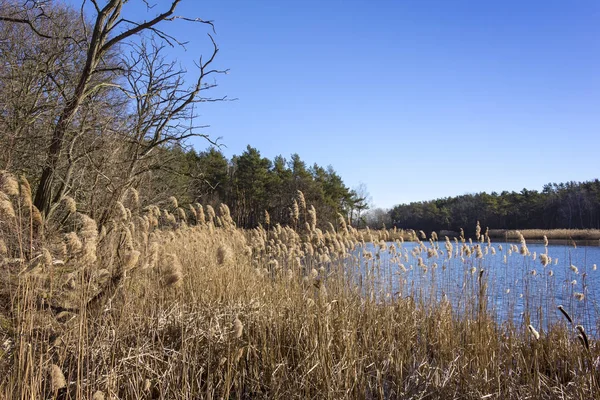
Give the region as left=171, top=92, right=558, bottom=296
left=0, top=172, right=598, bottom=399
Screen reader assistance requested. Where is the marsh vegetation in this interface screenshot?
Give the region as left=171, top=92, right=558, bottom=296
left=1, top=174, right=599, bottom=399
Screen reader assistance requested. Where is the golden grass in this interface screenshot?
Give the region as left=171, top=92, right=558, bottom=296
left=0, top=173, right=599, bottom=398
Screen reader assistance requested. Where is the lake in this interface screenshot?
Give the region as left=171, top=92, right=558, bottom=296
left=353, top=239, right=600, bottom=334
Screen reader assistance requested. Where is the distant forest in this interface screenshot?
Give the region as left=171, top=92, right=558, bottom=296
left=389, top=180, right=600, bottom=233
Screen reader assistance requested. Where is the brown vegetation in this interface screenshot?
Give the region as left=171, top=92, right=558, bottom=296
left=1, top=171, right=599, bottom=399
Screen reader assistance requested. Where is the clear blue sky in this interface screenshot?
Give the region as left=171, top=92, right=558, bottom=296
left=76, top=0, right=600, bottom=208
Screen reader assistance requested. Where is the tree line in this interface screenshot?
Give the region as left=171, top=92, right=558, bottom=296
left=389, top=180, right=600, bottom=233
left=150, top=145, right=369, bottom=228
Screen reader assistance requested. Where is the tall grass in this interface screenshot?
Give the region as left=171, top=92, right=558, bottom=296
left=0, top=174, right=598, bottom=399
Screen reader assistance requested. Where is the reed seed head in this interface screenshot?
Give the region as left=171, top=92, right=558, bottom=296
left=50, top=364, right=67, bottom=391
left=196, top=204, right=206, bottom=224
left=92, top=391, right=105, bottom=400
left=558, top=305, right=573, bottom=325
left=61, top=196, right=77, bottom=214
left=176, top=207, right=187, bottom=222
left=233, top=316, right=244, bottom=338
left=0, top=171, right=18, bottom=196
left=528, top=325, right=540, bottom=340
left=217, top=244, right=233, bottom=266
left=42, top=248, right=52, bottom=268
left=570, top=264, right=578, bottom=274
left=116, top=201, right=128, bottom=221
left=0, top=192, right=15, bottom=219
left=290, top=200, right=299, bottom=222
left=297, top=190, right=306, bottom=210
left=18, top=175, right=32, bottom=208
left=206, top=205, right=216, bottom=223
left=125, top=187, right=140, bottom=209
left=163, top=253, right=183, bottom=287
left=65, top=232, right=83, bottom=256
left=123, top=250, right=141, bottom=271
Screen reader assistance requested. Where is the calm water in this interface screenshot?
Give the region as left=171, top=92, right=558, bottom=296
left=355, top=240, right=600, bottom=333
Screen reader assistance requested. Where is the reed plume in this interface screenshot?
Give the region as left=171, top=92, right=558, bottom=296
left=297, top=190, right=306, bottom=210
left=163, top=253, right=183, bottom=287
left=308, top=205, right=317, bottom=230
left=217, top=244, right=233, bottom=266
left=92, top=391, right=105, bottom=400
left=116, top=201, right=128, bottom=221
left=124, top=187, right=140, bottom=210
left=0, top=170, right=18, bottom=196
left=0, top=192, right=15, bottom=219
left=18, top=175, right=32, bottom=208
left=61, top=196, right=77, bottom=214
left=557, top=305, right=573, bottom=325
left=196, top=204, right=206, bottom=224
left=528, top=325, right=540, bottom=340
left=290, top=200, right=299, bottom=223
left=50, top=364, right=66, bottom=391
left=206, top=205, right=216, bottom=224
left=576, top=325, right=590, bottom=350
left=233, top=316, right=244, bottom=338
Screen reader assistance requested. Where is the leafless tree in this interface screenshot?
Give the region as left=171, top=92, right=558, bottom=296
left=0, top=0, right=223, bottom=216
left=91, top=36, right=227, bottom=226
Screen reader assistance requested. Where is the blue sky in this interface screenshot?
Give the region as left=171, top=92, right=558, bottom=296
left=74, top=0, right=600, bottom=208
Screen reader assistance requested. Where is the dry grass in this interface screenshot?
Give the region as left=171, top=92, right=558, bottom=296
left=0, top=173, right=599, bottom=399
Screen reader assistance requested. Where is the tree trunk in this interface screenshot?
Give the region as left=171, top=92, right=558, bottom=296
left=33, top=103, right=81, bottom=215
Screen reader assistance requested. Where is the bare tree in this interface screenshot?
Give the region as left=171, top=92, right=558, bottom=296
left=93, top=37, right=227, bottom=226
left=349, top=182, right=371, bottom=227
left=0, top=2, right=87, bottom=174
left=0, top=0, right=221, bottom=216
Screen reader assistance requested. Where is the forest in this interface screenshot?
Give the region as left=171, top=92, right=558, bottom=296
left=389, top=180, right=600, bottom=233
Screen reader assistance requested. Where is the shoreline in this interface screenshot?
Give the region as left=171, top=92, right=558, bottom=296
left=488, top=228, right=600, bottom=241
left=360, top=228, right=600, bottom=245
